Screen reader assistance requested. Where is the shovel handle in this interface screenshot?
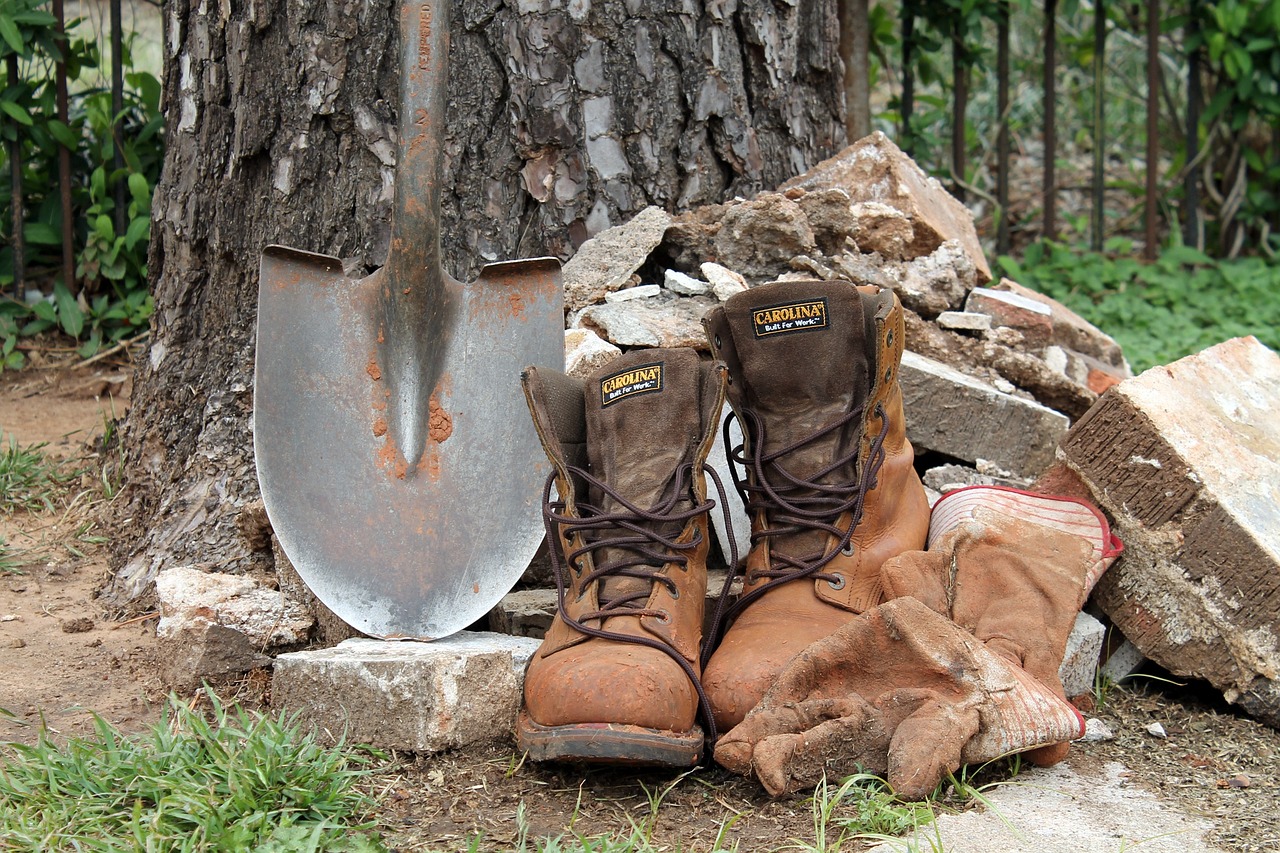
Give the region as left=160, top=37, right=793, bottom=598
left=387, top=0, right=449, bottom=287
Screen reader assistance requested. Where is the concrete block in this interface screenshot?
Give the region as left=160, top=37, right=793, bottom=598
left=272, top=633, right=540, bottom=752
left=664, top=269, right=710, bottom=296
left=1100, top=639, right=1148, bottom=685
left=564, top=328, right=621, bottom=379
left=993, top=278, right=1128, bottom=369
left=563, top=206, right=671, bottom=311
left=1059, top=610, right=1106, bottom=699
left=936, top=311, right=993, bottom=333
left=966, top=286, right=1054, bottom=348
left=156, top=564, right=313, bottom=649
left=604, top=284, right=661, bottom=303
left=900, top=350, right=1070, bottom=478
left=780, top=131, right=992, bottom=283
left=1062, top=337, right=1280, bottom=728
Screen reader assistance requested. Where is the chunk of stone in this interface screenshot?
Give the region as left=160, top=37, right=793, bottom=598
left=900, top=350, right=1070, bottom=478
left=780, top=131, right=991, bottom=283
left=1060, top=611, right=1107, bottom=699
left=701, top=262, right=748, bottom=301
left=1080, top=718, right=1115, bottom=742
left=576, top=293, right=716, bottom=350
left=848, top=201, right=914, bottom=260
left=564, top=328, right=620, bottom=378
left=1061, top=337, right=1280, bottom=728
left=937, top=311, right=993, bottom=333
left=966, top=286, right=1054, bottom=349
left=156, top=565, right=313, bottom=649
left=790, top=187, right=857, bottom=256
left=993, top=278, right=1128, bottom=369
left=890, top=241, right=978, bottom=316
left=604, top=284, right=661, bottom=303
left=664, top=269, right=711, bottom=296
left=272, top=633, right=541, bottom=752
left=712, top=193, right=817, bottom=284
left=562, top=206, right=671, bottom=311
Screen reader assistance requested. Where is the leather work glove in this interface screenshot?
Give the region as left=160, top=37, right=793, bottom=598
left=714, top=486, right=1121, bottom=798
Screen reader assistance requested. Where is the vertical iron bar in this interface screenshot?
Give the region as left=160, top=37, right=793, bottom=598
left=1184, top=0, right=1202, bottom=248
left=952, top=15, right=968, bottom=202
left=997, top=0, right=1011, bottom=254
left=1091, top=0, right=1106, bottom=251
left=902, top=0, right=916, bottom=156
left=110, top=0, right=126, bottom=241
left=7, top=54, right=25, bottom=304
left=1044, top=0, right=1058, bottom=241
left=1145, top=0, right=1160, bottom=260
left=55, top=0, right=75, bottom=292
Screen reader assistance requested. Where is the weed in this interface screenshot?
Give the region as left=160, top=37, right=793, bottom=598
left=0, top=435, right=80, bottom=513
left=0, top=691, right=387, bottom=852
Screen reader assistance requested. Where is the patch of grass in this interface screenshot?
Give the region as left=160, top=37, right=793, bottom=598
left=997, top=241, right=1280, bottom=372
left=0, top=436, right=81, bottom=514
left=0, top=692, right=387, bottom=852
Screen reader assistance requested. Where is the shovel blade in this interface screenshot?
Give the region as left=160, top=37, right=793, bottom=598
left=254, top=246, right=563, bottom=639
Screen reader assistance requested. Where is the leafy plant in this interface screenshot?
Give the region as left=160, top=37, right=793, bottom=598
left=0, top=692, right=387, bottom=852
left=997, top=240, right=1280, bottom=370
left=0, top=434, right=79, bottom=513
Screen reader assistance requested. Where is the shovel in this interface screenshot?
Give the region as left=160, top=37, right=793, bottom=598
left=253, top=0, right=563, bottom=639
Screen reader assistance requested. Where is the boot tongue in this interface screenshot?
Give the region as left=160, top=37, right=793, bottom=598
left=720, top=281, right=875, bottom=554
left=584, top=348, right=704, bottom=602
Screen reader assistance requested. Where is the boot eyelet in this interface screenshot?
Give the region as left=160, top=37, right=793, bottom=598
left=658, top=612, right=672, bottom=624
left=840, top=541, right=855, bottom=557
left=884, top=367, right=893, bottom=383
left=670, top=587, right=681, bottom=600
left=714, top=334, right=722, bottom=348
left=827, top=573, right=846, bottom=590
left=886, top=329, right=894, bottom=347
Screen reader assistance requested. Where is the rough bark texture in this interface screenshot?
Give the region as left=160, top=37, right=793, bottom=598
left=107, top=0, right=847, bottom=607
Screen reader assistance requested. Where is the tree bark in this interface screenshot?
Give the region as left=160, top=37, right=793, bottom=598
left=107, top=0, right=847, bottom=608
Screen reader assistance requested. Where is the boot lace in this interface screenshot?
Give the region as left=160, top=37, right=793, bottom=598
left=541, top=462, right=739, bottom=743
left=709, top=401, right=891, bottom=633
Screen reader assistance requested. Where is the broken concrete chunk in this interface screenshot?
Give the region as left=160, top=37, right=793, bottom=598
left=1062, top=337, right=1280, bottom=729
left=779, top=131, right=991, bottom=284
left=272, top=634, right=541, bottom=752
left=562, top=205, right=671, bottom=311
left=712, top=193, right=817, bottom=284
left=576, top=293, right=716, bottom=350
left=791, top=187, right=856, bottom=256
left=936, top=311, right=993, bottom=333
left=564, top=328, right=620, bottom=378
left=664, top=269, right=711, bottom=296
left=901, top=350, right=1070, bottom=478
left=891, top=241, right=977, bottom=317
left=701, top=262, right=748, bottom=301
left=848, top=201, right=914, bottom=260
left=1060, top=611, right=1107, bottom=699
left=994, top=278, right=1129, bottom=370
left=966, top=286, right=1054, bottom=348
left=604, top=284, right=661, bottom=303
left=156, top=565, right=313, bottom=649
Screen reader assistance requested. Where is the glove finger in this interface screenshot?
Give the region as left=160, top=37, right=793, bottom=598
left=887, top=696, right=982, bottom=800
left=1023, top=740, right=1070, bottom=766
left=878, top=548, right=951, bottom=612
left=751, top=708, right=891, bottom=797
left=715, top=695, right=870, bottom=776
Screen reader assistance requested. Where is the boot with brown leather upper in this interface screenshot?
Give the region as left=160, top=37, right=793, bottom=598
left=517, top=347, right=728, bottom=766
left=701, top=279, right=931, bottom=732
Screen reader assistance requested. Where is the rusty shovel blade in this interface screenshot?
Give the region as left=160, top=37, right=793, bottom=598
left=252, top=0, right=563, bottom=639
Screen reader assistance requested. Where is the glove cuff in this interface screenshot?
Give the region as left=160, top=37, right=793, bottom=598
left=929, top=485, right=1123, bottom=595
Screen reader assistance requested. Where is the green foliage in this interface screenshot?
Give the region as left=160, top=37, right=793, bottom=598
left=0, top=434, right=79, bottom=513
left=0, top=692, right=387, bottom=852
left=0, top=0, right=159, bottom=366
left=997, top=241, right=1280, bottom=370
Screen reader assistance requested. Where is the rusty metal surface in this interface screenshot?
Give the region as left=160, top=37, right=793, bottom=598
left=253, top=0, right=563, bottom=639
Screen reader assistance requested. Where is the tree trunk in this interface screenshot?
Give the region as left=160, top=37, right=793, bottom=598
left=106, top=0, right=847, bottom=608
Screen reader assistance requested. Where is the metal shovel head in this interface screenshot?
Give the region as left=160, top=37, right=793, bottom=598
left=254, top=247, right=563, bottom=639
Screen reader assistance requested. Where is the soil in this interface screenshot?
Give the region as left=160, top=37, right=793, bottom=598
left=2, top=364, right=1278, bottom=851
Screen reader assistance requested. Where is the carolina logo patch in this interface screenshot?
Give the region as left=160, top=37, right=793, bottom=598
left=751, top=298, right=829, bottom=338
left=600, top=362, right=664, bottom=407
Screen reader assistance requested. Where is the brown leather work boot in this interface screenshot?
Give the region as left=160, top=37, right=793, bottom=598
left=517, top=347, right=728, bottom=766
left=701, top=280, right=931, bottom=731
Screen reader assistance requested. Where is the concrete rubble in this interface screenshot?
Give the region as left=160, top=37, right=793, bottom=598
left=253, top=130, right=1278, bottom=784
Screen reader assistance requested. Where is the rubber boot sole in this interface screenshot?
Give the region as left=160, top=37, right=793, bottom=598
left=517, top=710, right=704, bottom=767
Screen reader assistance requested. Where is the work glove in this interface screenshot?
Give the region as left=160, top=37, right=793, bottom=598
left=714, top=486, right=1121, bottom=798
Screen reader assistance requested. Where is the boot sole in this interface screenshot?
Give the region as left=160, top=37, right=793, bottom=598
left=517, top=710, right=704, bottom=767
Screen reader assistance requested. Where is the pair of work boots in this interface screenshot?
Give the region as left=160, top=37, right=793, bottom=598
left=517, top=278, right=932, bottom=767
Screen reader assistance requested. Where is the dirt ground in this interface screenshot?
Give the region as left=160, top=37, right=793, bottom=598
left=2, top=365, right=1279, bottom=851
